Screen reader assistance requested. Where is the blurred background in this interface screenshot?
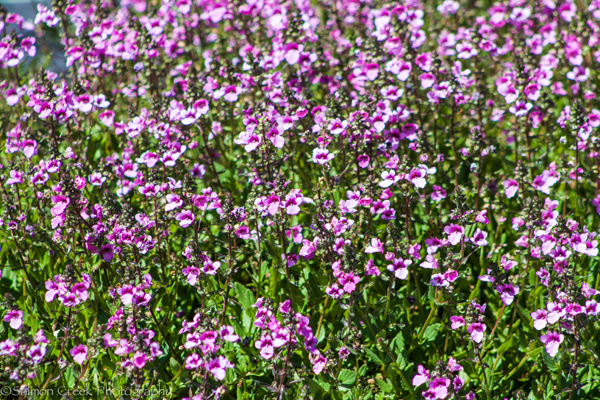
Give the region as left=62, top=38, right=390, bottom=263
left=1, top=0, right=67, bottom=74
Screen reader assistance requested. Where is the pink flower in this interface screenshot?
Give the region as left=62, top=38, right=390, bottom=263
left=284, top=42, right=302, bottom=65
left=214, top=85, right=241, bottom=102
left=364, top=260, right=381, bottom=276
left=357, top=155, right=370, bottom=168
left=27, top=344, right=46, bottom=364
left=582, top=282, right=600, bottom=298
left=420, top=255, right=439, bottom=269
left=496, top=283, right=519, bottom=305
left=70, top=345, right=88, bottom=364
left=0, top=340, right=17, bottom=356
left=312, top=148, right=335, bottom=164
left=88, top=172, right=106, bottom=187
left=467, top=322, right=486, bottom=343
left=431, top=185, right=446, bottom=201
left=412, top=365, right=430, bottom=387
left=450, top=316, right=465, bottom=329
left=299, top=239, right=318, bottom=260
left=430, top=273, right=448, bottom=287
left=470, top=228, right=488, bottom=247
left=387, top=258, right=412, bottom=280
left=185, top=353, right=203, bottom=369
left=4, top=310, right=23, bottom=329
left=437, top=0, right=459, bottom=15
left=132, top=352, right=147, bottom=369
left=428, top=377, right=450, bottom=399
left=364, top=63, right=379, bottom=81
left=220, top=325, right=239, bottom=342
left=444, top=224, right=464, bottom=246
left=255, top=334, right=275, bottom=359
left=6, top=170, right=24, bottom=185
left=328, top=118, right=348, bottom=135
left=311, top=353, right=327, bottom=374
left=99, top=110, right=115, bottom=127
left=540, top=331, right=564, bottom=357
left=419, top=73, right=436, bottom=89
left=339, top=272, right=360, bottom=293
left=165, top=194, right=183, bottom=211
left=175, top=210, right=195, bottom=228
left=208, top=356, right=234, bottom=380
left=235, top=131, right=263, bottom=152
left=117, top=285, right=136, bottom=305
left=407, top=167, right=428, bottom=188
left=532, top=169, right=560, bottom=194
left=475, top=210, right=489, bottom=224
left=379, top=170, right=402, bottom=188
left=365, top=238, right=384, bottom=253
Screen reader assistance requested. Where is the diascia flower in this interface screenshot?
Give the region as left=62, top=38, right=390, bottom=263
left=502, top=179, right=519, bottom=198
left=70, top=345, right=88, bottom=365
left=444, top=224, right=464, bottom=246
left=175, top=210, right=195, bottom=228
left=311, top=148, right=335, bottom=164
left=467, top=322, right=486, bottom=343
left=540, top=332, right=564, bottom=357
left=3, top=310, right=23, bottom=330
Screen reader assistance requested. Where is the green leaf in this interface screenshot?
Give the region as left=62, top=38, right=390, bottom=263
left=234, top=282, right=255, bottom=309
left=392, top=330, right=405, bottom=352
left=364, top=348, right=383, bottom=366
left=64, top=366, right=76, bottom=388
left=358, top=364, right=368, bottom=377
left=375, top=378, right=393, bottom=394
left=170, top=357, right=182, bottom=372
left=496, top=336, right=515, bottom=357
left=421, top=323, right=441, bottom=343
left=338, top=369, right=356, bottom=390
left=542, top=348, right=557, bottom=372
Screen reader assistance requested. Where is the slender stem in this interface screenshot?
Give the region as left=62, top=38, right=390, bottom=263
left=277, top=336, right=294, bottom=400
left=477, top=346, right=491, bottom=399
left=220, top=228, right=234, bottom=325
left=42, top=307, right=72, bottom=389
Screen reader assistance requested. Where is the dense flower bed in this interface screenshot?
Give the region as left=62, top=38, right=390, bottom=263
left=1, top=0, right=600, bottom=398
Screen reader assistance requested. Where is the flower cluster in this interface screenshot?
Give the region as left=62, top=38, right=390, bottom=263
left=2, top=0, right=600, bottom=397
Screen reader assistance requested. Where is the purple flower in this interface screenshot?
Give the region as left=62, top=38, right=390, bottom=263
left=312, top=148, right=335, bottom=164
left=540, top=331, right=564, bottom=357
left=6, top=170, right=24, bottom=185
left=4, top=310, right=23, bottom=330
left=175, top=210, right=195, bottom=228
left=70, top=345, right=88, bottom=365
left=100, top=244, right=115, bottom=262
left=357, top=155, right=370, bottom=168
left=412, top=365, right=430, bottom=387
left=255, top=334, right=275, bottom=359
left=450, top=316, right=465, bottom=329
left=208, top=356, right=234, bottom=380
left=470, top=228, right=488, bottom=247
left=444, top=224, right=464, bottom=246
left=365, top=238, right=384, bottom=253
left=428, top=377, right=450, bottom=399
left=467, top=322, right=486, bottom=343
left=496, top=283, right=520, bottom=305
